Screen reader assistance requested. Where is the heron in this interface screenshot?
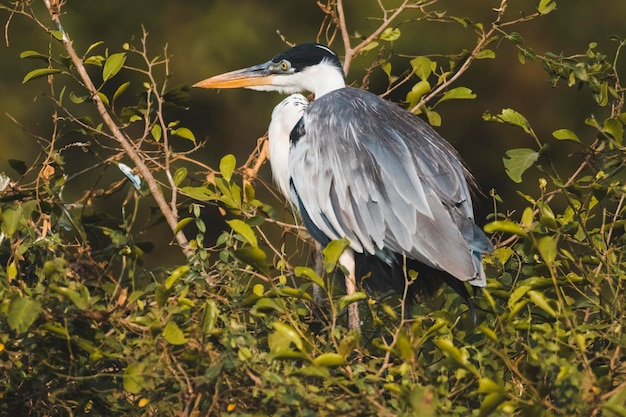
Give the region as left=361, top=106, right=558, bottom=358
left=194, top=43, right=493, bottom=329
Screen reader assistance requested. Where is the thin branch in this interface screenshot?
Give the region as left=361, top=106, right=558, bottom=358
left=336, top=0, right=411, bottom=74
left=411, top=0, right=507, bottom=113
left=41, top=1, right=192, bottom=258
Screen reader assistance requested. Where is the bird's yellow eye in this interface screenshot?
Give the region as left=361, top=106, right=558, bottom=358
left=280, top=60, right=290, bottom=71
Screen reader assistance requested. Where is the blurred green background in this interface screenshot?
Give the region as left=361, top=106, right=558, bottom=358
left=1, top=0, right=624, bottom=264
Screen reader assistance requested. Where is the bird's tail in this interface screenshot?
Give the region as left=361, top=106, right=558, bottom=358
left=355, top=254, right=477, bottom=322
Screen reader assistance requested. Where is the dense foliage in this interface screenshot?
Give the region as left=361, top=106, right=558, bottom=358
left=1, top=1, right=625, bottom=416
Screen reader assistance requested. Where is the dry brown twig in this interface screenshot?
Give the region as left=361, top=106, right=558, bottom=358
left=40, top=0, right=192, bottom=258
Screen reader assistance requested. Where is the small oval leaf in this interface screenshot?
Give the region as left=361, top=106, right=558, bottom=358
left=483, top=220, right=528, bottom=237
left=20, top=50, right=50, bottom=61
left=437, top=87, right=476, bottom=104
left=151, top=124, right=162, bottom=142
left=552, top=128, right=582, bottom=144
left=172, top=127, right=196, bottom=142
left=22, top=68, right=64, bottom=84
left=312, top=353, right=347, bottom=367
left=226, top=219, right=258, bottom=247
left=220, top=154, right=236, bottom=182
left=163, top=321, right=187, bottom=345
left=113, top=81, right=131, bottom=103
left=502, top=148, right=539, bottom=183
left=174, top=217, right=193, bottom=233
left=103, top=52, right=126, bottom=81
left=272, top=322, right=303, bottom=351
left=380, top=27, right=401, bottom=42
left=8, top=296, right=42, bottom=333
left=173, top=167, right=188, bottom=186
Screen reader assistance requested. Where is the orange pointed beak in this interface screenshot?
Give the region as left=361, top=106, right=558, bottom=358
left=193, top=63, right=275, bottom=89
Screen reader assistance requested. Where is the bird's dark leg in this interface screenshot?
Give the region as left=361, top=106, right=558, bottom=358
left=312, top=241, right=324, bottom=305
left=340, top=250, right=360, bottom=330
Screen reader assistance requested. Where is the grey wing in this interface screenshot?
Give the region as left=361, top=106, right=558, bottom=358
left=289, top=88, right=491, bottom=283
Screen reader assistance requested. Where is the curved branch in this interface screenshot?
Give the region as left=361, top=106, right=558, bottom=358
left=42, top=0, right=192, bottom=257
left=411, top=1, right=507, bottom=113
left=336, top=0, right=411, bottom=74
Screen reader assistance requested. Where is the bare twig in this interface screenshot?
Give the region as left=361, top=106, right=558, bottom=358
left=336, top=0, right=412, bottom=74
left=41, top=1, right=192, bottom=258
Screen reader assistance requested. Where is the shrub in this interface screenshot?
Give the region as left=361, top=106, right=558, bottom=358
left=1, top=1, right=625, bottom=416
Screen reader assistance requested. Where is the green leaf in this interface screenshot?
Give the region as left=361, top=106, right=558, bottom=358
left=338, top=292, right=367, bottom=311
left=437, top=87, right=476, bottom=104
left=484, top=108, right=532, bottom=134
left=69, top=91, right=88, bottom=104
left=164, top=265, right=190, bottom=290
left=381, top=61, right=392, bottom=77
left=174, top=217, right=193, bottom=233
left=84, top=55, right=105, bottom=66
left=358, top=41, right=379, bottom=54
left=253, top=284, right=265, bottom=296
left=410, top=56, right=434, bottom=81
left=172, top=127, right=196, bottom=142
left=49, top=284, right=90, bottom=310
left=22, top=68, right=64, bottom=84
left=234, top=246, right=269, bottom=274
left=102, top=52, right=126, bottom=81
left=603, top=383, right=626, bottom=417
left=6, top=261, right=17, bottom=281
left=173, top=167, right=188, bottom=186
left=528, top=290, right=558, bottom=317
left=201, top=300, right=218, bottom=336
left=508, top=284, right=531, bottom=309
left=492, top=246, right=514, bottom=264
left=254, top=297, right=286, bottom=314
left=478, top=390, right=507, bottom=417
left=162, top=321, right=187, bottom=345
left=426, top=109, right=441, bottom=126
left=226, top=219, right=258, bottom=247
left=271, top=322, right=303, bottom=351
left=323, top=238, right=350, bottom=273
left=113, top=81, right=130, bottom=103
left=51, top=30, right=64, bottom=41
left=123, top=363, right=146, bottom=394
left=537, top=235, right=557, bottom=266
left=151, top=124, right=162, bottom=142
left=180, top=186, right=216, bottom=201
left=380, top=27, right=401, bottom=42
left=538, top=0, right=557, bottom=15
left=8, top=296, right=42, bottom=333
left=475, top=49, right=495, bottom=59
left=294, top=266, right=325, bottom=289
left=406, top=80, right=431, bottom=105
left=552, top=128, right=582, bottom=144
left=604, top=117, right=624, bottom=145
left=434, top=337, right=480, bottom=376
left=312, top=353, right=347, bottom=367
left=96, top=92, right=109, bottom=107
left=502, top=148, right=539, bottom=183
left=220, top=154, right=236, bottom=182
left=84, top=40, right=104, bottom=56
left=277, top=287, right=313, bottom=301
left=20, top=50, right=51, bottom=61
left=483, top=220, right=528, bottom=237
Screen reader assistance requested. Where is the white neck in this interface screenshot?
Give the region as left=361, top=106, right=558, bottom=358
left=298, top=61, right=346, bottom=97
left=250, top=60, right=346, bottom=98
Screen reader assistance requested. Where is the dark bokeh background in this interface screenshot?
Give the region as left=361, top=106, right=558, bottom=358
left=1, top=0, right=624, bottom=265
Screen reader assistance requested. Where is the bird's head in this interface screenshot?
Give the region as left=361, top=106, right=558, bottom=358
left=193, top=43, right=346, bottom=98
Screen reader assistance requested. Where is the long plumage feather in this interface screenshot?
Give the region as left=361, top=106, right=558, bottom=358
left=286, top=87, right=492, bottom=285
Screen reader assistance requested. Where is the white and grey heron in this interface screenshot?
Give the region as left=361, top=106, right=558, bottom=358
left=194, top=43, right=493, bottom=329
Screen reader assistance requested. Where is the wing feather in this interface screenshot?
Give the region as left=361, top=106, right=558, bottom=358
left=286, top=87, right=491, bottom=282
